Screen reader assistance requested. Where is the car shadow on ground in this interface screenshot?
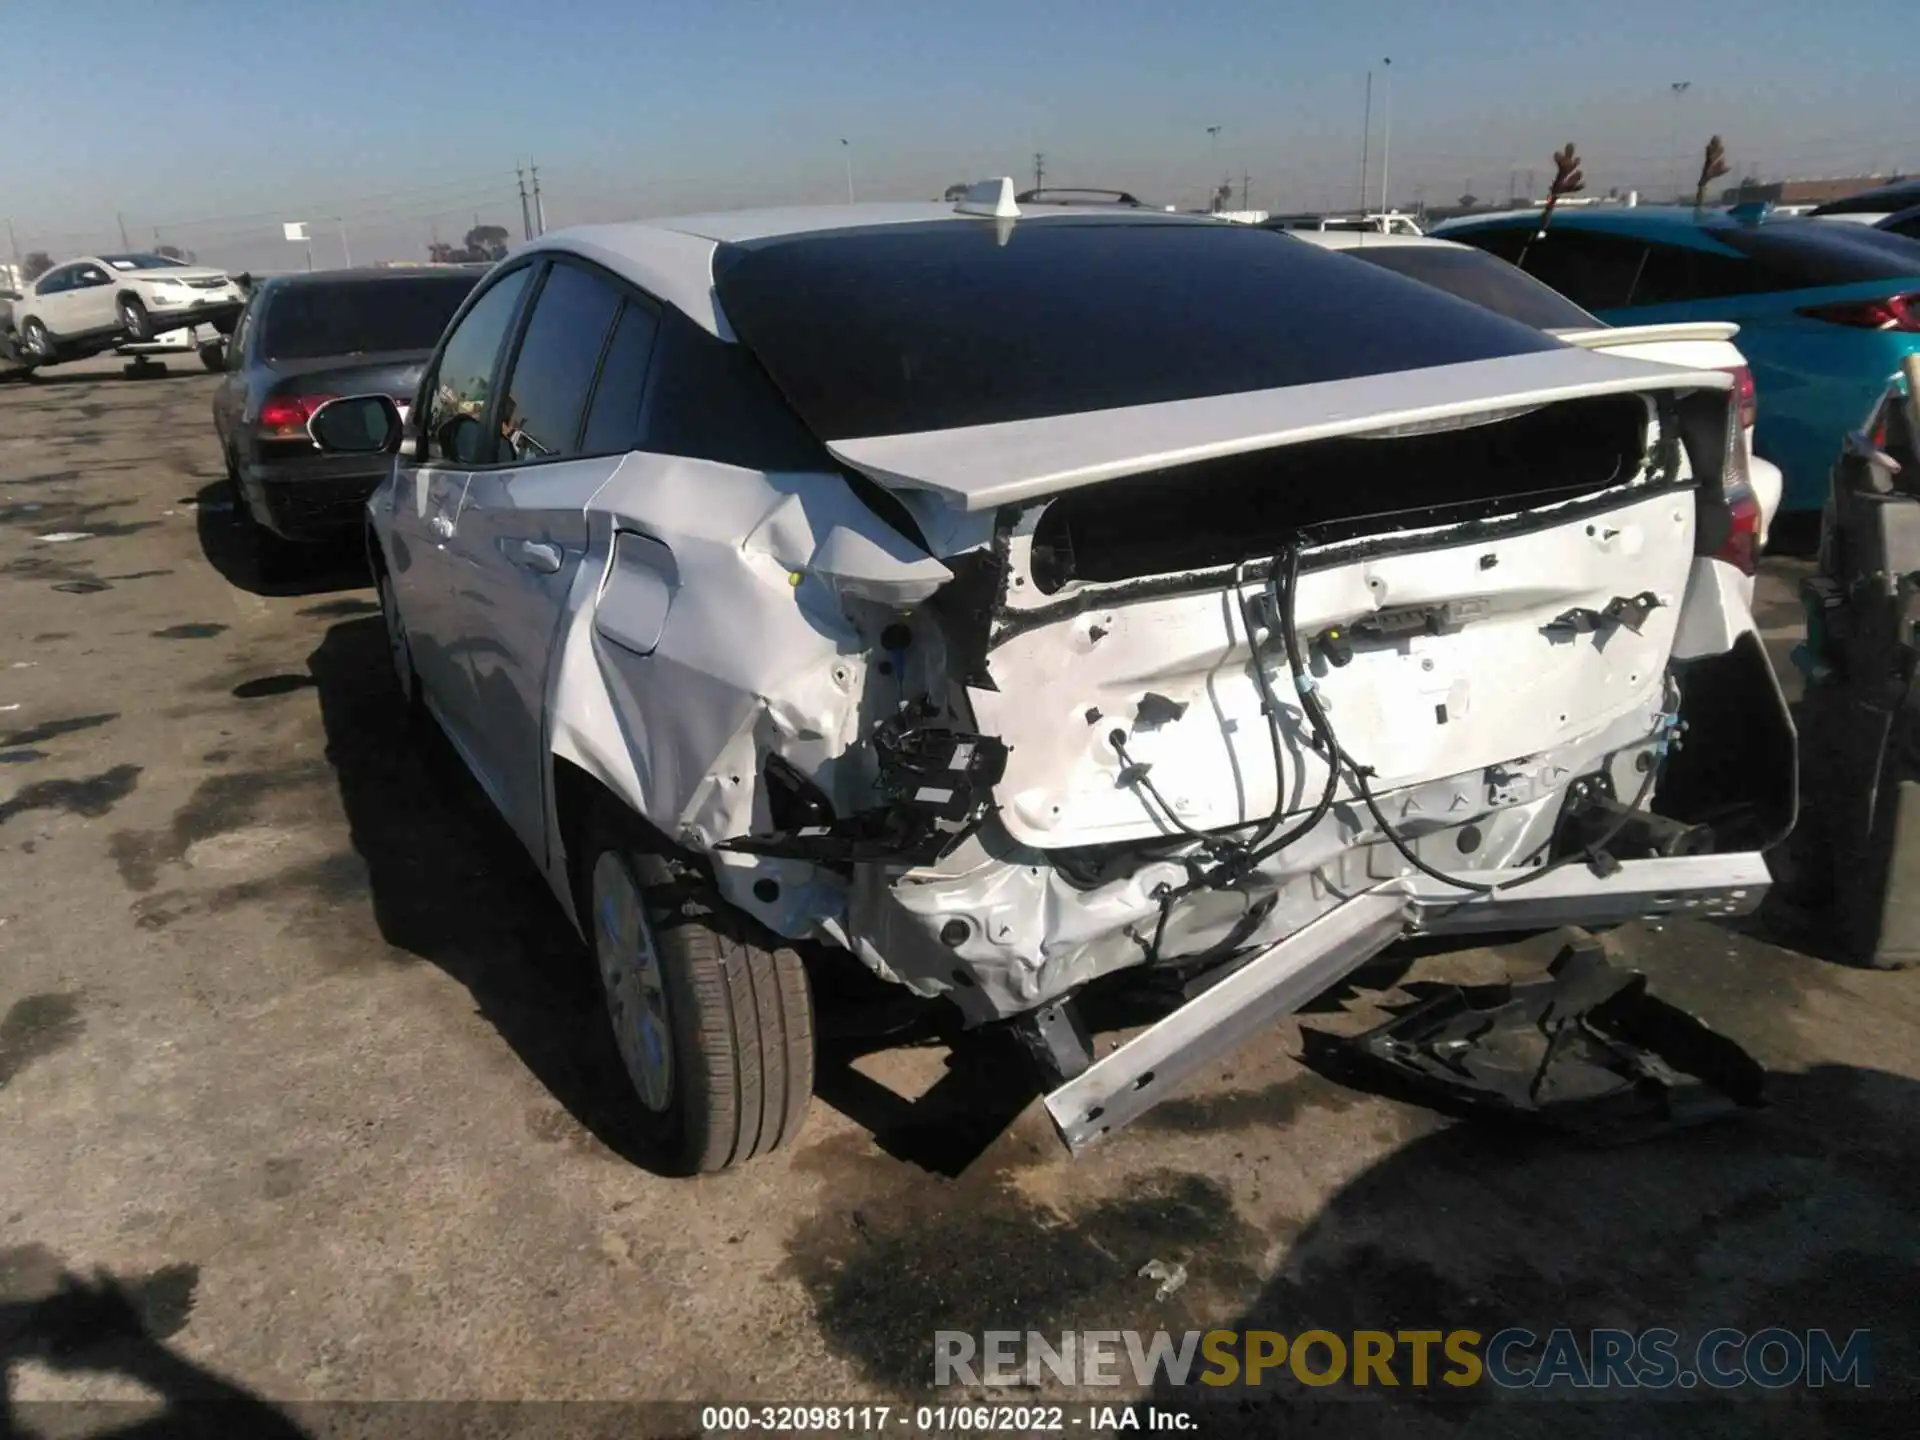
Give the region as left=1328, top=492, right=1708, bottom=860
left=192, top=480, right=369, bottom=599
left=304, top=616, right=678, bottom=1171
left=0, top=1245, right=309, bottom=1438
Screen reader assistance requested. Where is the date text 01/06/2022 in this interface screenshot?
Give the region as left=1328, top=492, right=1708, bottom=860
left=699, top=1404, right=1195, bottom=1432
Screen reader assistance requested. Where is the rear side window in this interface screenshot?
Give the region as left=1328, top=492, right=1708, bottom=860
left=579, top=300, right=660, bottom=455
left=259, top=276, right=477, bottom=360
left=1341, top=245, right=1599, bottom=330
left=640, top=308, right=831, bottom=470
left=1627, top=240, right=1768, bottom=305
left=714, top=218, right=1561, bottom=440
left=493, top=262, right=624, bottom=463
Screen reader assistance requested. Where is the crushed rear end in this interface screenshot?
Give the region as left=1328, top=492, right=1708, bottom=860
left=691, top=217, right=1797, bottom=1148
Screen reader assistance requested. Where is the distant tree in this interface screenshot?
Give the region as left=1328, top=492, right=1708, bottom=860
left=1211, top=181, right=1235, bottom=213
left=153, top=243, right=196, bottom=263
left=463, top=224, right=511, bottom=261
left=21, top=251, right=52, bottom=282
left=1457, top=194, right=1478, bottom=210
left=427, top=242, right=461, bottom=264
left=942, top=183, right=969, bottom=203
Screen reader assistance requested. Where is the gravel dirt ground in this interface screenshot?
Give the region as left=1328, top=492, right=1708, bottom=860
left=1, top=356, right=1914, bottom=1436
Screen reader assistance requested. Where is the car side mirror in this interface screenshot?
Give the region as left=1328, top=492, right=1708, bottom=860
left=309, top=395, right=402, bottom=455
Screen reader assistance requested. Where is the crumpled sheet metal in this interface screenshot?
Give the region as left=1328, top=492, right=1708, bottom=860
left=1312, top=936, right=1767, bottom=1144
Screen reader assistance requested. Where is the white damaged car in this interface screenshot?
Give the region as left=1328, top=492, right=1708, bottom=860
left=308, top=181, right=1798, bottom=1172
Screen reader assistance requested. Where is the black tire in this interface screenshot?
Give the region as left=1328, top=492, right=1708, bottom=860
left=578, top=807, right=814, bottom=1173
left=198, top=340, right=225, bottom=372
left=21, top=317, right=54, bottom=361
left=118, top=295, right=152, bottom=341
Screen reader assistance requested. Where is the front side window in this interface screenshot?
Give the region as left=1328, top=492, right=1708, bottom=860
left=492, top=263, right=625, bottom=464
left=73, top=265, right=110, bottom=288
left=1505, top=230, right=1648, bottom=311
left=423, top=266, right=534, bottom=465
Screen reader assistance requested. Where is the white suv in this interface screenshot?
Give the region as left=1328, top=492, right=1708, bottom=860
left=10, top=253, right=244, bottom=367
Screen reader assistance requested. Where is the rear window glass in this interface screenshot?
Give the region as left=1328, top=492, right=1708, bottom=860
left=1341, top=245, right=1599, bottom=330
left=713, top=218, right=1563, bottom=440
left=1713, top=222, right=1920, bottom=288
left=260, top=275, right=479, bottom=360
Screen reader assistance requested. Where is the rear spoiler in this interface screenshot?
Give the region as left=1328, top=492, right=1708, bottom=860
left=827, top=347, right=1732, bottom=512
left=1555, top=321, right=1740, bottom=349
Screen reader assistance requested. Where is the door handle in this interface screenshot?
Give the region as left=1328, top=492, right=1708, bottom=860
left=513, top=539, right=563, bottom=574
left=428, top=514, right=455, bottom=540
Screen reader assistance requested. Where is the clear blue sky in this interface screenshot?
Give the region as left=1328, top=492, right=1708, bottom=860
left=3, top=0, right=1912, bottom=271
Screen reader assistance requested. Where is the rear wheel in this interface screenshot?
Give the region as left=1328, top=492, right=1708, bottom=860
left=579, top=809, right=814, bottom=1173
left=117, top=295, right=152, bottom=341
left=21, top=318, right=54, bottom=361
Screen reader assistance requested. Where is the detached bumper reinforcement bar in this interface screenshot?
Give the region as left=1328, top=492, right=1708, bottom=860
left=1041, top=851, right=1773, bottom=1152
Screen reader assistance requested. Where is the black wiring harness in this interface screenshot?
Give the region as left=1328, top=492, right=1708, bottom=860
left=1119, top=537, right=1680, bottom=959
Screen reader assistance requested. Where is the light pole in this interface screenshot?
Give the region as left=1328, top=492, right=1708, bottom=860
left=1207, top=125, right=1222, bottom=207
left=337, top=218, right=352, bottom=268
left=1379, top=58, right=1393, bottom=214
left=1359, top=71, right=1373, bottom=212
left=841, top=139, right=854, bottom=204
left=1668, top=82, right=1691, bottom=202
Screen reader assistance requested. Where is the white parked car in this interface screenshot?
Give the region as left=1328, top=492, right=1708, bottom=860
left=306, top=181, right=1795, bottom=1172
left=1289, top=229, right=1784, bottom=557
left=8, top=253, right=244, bottom=367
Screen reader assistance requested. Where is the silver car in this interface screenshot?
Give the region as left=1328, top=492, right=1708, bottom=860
left=307, top=182, right=1795, bottom=1172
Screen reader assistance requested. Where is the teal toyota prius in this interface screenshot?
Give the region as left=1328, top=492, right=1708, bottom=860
left=1435, top=206, right=1920, bottom=516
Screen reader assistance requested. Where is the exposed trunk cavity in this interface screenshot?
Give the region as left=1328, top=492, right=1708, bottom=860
left=1029, top=393, right=1652, bottom=593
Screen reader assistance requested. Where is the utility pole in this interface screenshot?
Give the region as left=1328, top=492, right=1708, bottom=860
left=1359, top=72, right=1372, bottom=212
left=337, top=219, right=352, bottom=268
left=1527, top=168, right=1536, bottom=202
left=531, top=161, right=545, bottom=234
left=117, top=212, right=130, bottom=249
left=1241, top=168, right=1250, bottom=209
left=1033, top=151, right=1045, bottom=191
left=1379, top=57, right=1392, bottom=214
left=6, top=218, right=19, bottom=275
left=840, top=141, right=853, bottom=204
left=1668, top=82, right=1692, bottom=202
left=517, top=165, right=533, bottom=241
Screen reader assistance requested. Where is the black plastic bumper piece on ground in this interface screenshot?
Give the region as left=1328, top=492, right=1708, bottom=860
left=1309, top=935, right=1766, bottom=1144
